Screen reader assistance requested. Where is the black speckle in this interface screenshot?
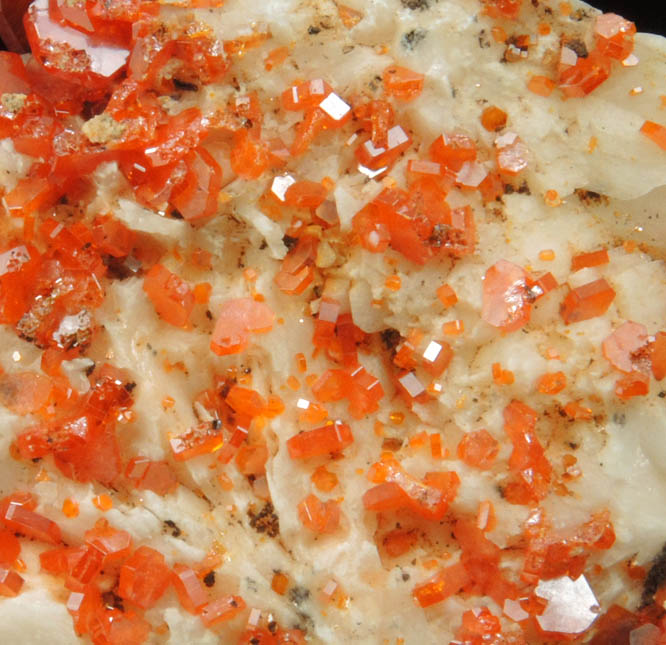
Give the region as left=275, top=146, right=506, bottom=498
left=613, top=412, right=626, bottom=426
left=478, top=30, right=491, bottom=49
left=248, top=502, right=280, bottom=537
left=401, top=572, right=410, bottom=581
left=170, top=209, right=184, bottom=220
left=124, top=381, right=137, bottom=393
left=268, top=621, right=278, bottom=633
left=308, top=25, right=321, bottom=35
left=282, top=235, right=298, bottom=251
left=574, top=188, right=609, bottom=206
left=401, top=28, right=426, bottom=50
left=401, top=0, right=432, bottom=9
left=102, top=591, right=124, bottom=611
left=568, top=441, right=579, bottom=450
left=259, top=240, right=268, bottom=250
left=203, top=571, right=216, bottom=587
left=565, top=39, right=588, bottom=58
left=85, top=362, right=96, bottom=377
left=164, top=519, right=182, bottom=538
left=380, top=328, right=402, bottom=351
left=289, top=586, right=311, bottom=605
left=211, top=419, right=222, bottom=430
left=642, top=543, right=666, bottom=606
left=659, top=391, right=666, bottom=399
left=173, top=78, right=199, bottom=92
left=205, top=310, right=213, bottom=320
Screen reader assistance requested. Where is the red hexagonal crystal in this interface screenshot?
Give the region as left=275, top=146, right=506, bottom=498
left=287, top=422, right=354, bottom=460
left=0, top=567, right=24, bottom=597
left=199, top=594, right=246, bottom=627
left=172, top=563, right=208, bottom=614
left=118, top=545, right=171, bottom=609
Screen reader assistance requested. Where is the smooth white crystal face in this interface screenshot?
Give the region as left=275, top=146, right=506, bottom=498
left=535, top=575, right=600, bottom=635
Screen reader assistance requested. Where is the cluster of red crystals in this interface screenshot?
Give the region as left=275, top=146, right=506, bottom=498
left=0, top=221, right=110, bottom=354
left=352, top=184, right=475, bottom=265
left=502, top=400, right=552, bottom=504
left=311, top=365, right=384, bottom=419
left=118, top=545, right=171, bottom=609
left=521, top=508, right=615, bottom=583
left=560, top=278, right=615, bottom=324
left=143, top=264, right=195, bottom=328
left=275, top=235, right=318, bottom=295
left=297, top=493, right=341, bottom=534
left=363, top=454, right=460, bottom=521
left=453, top=607, right=512, bottom=645
left=482, top=0, right=523, bottom=20
left=312, top=298, right=368, bottom=367
left=355, top=125, right=412, bottom=176
left=495, top=132, right=529, bottom=175
left=1, top=491, right=61, bottom=545
left=354, top=99, right=395, bottom=149
left=557, top=13, right=636, bottom=98
left=125, top=456, right=178, bottom=496
left=412, top=562, right=469, bottom=608
left=210, top=297, right=274, bottom=355
left=15, top=365, right=134, bottom=484
left=393, top=330, right=454, bottom=381
left=287, top=421, right=354, bottom=460
left=281, top=78, right=351, bottom=156
left=169, top=421, right=224, bottom=461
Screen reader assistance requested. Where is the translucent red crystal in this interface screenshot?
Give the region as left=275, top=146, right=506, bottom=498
left=503, top=400, right=552, bottom=504
left=652, top=332, right=666, bottom=381
left=481, top=260, right=532, bottom=332
left=199, top=594, right=247, bottom=627
left=287, top=421, right=354, bottom=460
left=118, top=545, right=171, bottom=609
left=0, top=567, right=24, bottom=597
left=169, top=422, right=224, bottom=461
left=297, top=494, right=340, bottom=534
left=2, top=498, right=62, bottom=544
left=126, top=457, right=178, bottom=496
left=457, top=429, right=499, bottom=469
left=412, top=562, right=469, bottom=608
left=429, top=132, right=476, bottom=171
left=210, top=297, right=274, bottom=355
left=558, top=48, right=611, bottom=98
left=594, top=13, right=636, bottom=60
left=172, top=563, right=208, bottom=614
left=602, top=321, right=649, bottom=374
left=382, top=65, right=425, bottom=102
left=0, top=529, right=20, bottom=566
left=560, top=278, right=615, bottom=324
left=143, top=264, right=195, bottom=328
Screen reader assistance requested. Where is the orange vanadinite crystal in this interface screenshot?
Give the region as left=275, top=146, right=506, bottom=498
left=287, top=422, right=354, bottom=460
left=571, top=248, right=610, bottom=271
left=0, top=567, right=24, bottom=597
left=481, top=106, right=507, bottom=132
left=271, top=571, right=289, bottom=595
left=457, top=430, right=499, bottom=469
left=0, top=529, right=20, bottom=566
left=495, top=132, right=529, bottom=175
left=412, top=562, right=469, bottom=608
left=118, top=546, right=171, bottom=609
left=382, top=65, right=425, bottom=102
left=298, top=494, right=340, bottom=534
left=338, top=4, right=363, bottom=28
left=594, top=13, right=636, bottom=60
left=437, top=284, right=458, bottom=308
left=455, top=607, right=505, bottom=643
left=602, top=321, right=649, bottom=373
left=143, top=264, right=195, bottom=328
left=264, top=46, right=289, bottom=71
left=640, top=121, right=666, bottom=150
left=91, top=215, right=136, bottom=258
left=615, top=371, right=650, bottom=400
left=235, top=444, right=269, bottom=476
left=230, top=129, right=271, bottom=179
left=85, top=520, right=132, bottom=564
left=126, top=457, right=178, bottom=496
left=170, top=422, right=224, bottom=461
left=211, top=298, right=274, bottom=355
left=503, top=400, right=552, bottom=504
left=429, top=133, right=476, bottom=171
left=92, top=494, right=113, bottom=512
left=481, top=260, right=531, bottom=332
left=200, top=595, right=247, bottom=627
left=356, top=124, right=412, bottom=171
left=652, top=332, right=666, bottom=381
left=172, top=563, right=208, bottom=614
left=282, top=79, right=332, bottom=111
left=284, top=180, right=328, bottom=209
left=537, top=371, right=567, bottom=395
left=311, top=466, right=339, bottom=493
left=1, top=497, right=61, bottom=545
left=492, top=362, right=515, bottom=385
left=527, top=75, right=556, bottom=97
left=560, top=278, right=616, bottom=324
left=382, top=529, right=418, bottom=558
left=558, top=47, right=611, bottom=98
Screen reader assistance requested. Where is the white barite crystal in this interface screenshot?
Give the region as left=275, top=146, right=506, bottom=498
left=270, top=174, right=296, bottom=202
left=423, top=340, right=443, bottom=363
left=0, top=245, right=30, bottom=276
left=398, top=372, right=426, bottom=398
left=319, top=93, right=351, bottom=122
left=535, top=575, right=600, bottom=635
left=503, top=598, right=529, bottom=622
left=456, top=161, right=488, bottom=188
left=560, top=46, right=578, bottom=66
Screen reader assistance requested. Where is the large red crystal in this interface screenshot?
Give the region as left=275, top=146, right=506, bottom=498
left=118, top=545, right=171, bottom=609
